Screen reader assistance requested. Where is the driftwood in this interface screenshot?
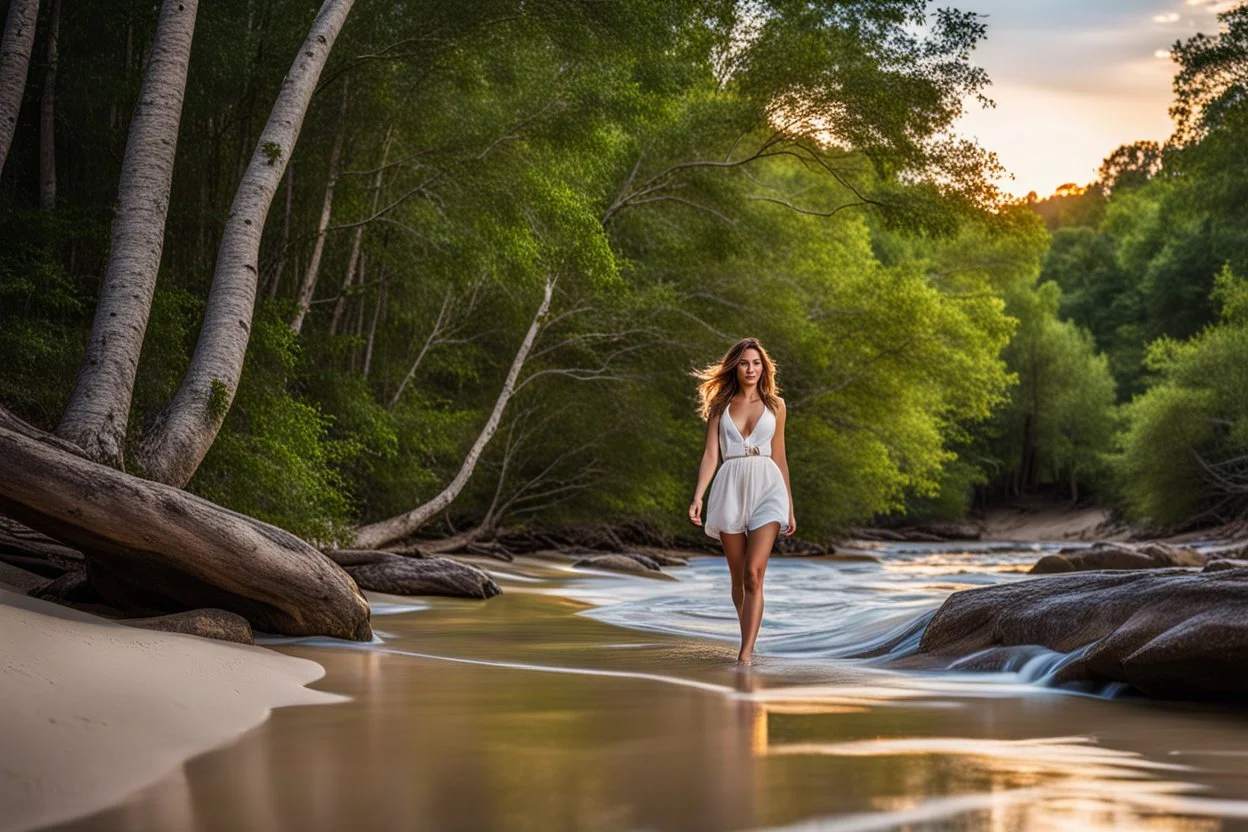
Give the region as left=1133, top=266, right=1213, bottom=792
left=323, top=549, right=501, bottom=599
left=0, top=416, right=372, bottom=640
left=0, top=560, right=50, bottom=593
left=0, top=516, right=84, bottom=576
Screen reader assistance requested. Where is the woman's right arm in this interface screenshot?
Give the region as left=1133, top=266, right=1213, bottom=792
left=689, top=413, right=720, bottom=526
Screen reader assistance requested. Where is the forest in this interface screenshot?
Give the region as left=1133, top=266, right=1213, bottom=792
left=3, top=0, right=1248, bottom=565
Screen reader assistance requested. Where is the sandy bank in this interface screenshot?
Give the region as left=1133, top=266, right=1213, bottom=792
left=978, top=505, right=1126, bottom=542
left=0, top=588, right=344, bottom=832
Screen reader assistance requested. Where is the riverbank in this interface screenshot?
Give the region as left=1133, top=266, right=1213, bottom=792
left=26, top=549, right=1248, bottom=831
left=0, top=588, right=343, bottom=832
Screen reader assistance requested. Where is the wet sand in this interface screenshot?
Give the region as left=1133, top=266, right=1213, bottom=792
left=0, top=589, right=342, bottom=832
left=42, top=557, right=1248, bottom=832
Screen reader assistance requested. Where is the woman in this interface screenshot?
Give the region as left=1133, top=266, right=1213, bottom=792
left=689, top=337, right=795, bottom=666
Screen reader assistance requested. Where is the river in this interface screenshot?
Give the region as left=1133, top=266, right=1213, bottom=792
left=52, top=541, right=1248, bottom=831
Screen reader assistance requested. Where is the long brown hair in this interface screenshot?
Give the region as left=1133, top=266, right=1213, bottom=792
left=691, top=337, right=782, bottom=421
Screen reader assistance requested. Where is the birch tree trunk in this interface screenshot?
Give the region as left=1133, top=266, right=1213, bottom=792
left=138, top=0, right=355, bottom=487
left=330, top=124, right=391, bottom=335
left=56, top=0, right=198, bottom=468
left=353, top=275, right=555, bottom=549
left=290, top=77, right=349, bottom=334
left=0, top=0, right=39, bottom=176
left=37, top=0, right=58, bottom=210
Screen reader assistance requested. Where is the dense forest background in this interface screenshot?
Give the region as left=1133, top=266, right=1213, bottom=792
left=4, top=0, right=1248, bottom=546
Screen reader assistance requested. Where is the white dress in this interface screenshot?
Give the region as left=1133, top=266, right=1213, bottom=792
left=704, top=404, right=791, bottom=540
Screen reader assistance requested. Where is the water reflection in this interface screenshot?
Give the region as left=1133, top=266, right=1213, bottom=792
left=52, top=548, right=1248, bottom=832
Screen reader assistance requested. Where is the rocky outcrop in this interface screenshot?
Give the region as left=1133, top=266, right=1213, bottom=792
left=917, top=568, right=1248, bottom=699
left=324, top=550, right=501, bottom=599
left=1030, top=542, right=1206, bottom=574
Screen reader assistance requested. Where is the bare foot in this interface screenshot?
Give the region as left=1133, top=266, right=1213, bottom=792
left=736, top=654, right=753, bottom=667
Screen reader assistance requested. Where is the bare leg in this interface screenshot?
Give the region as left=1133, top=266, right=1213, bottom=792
left=738, top=521, right=779, bottom=665
left=721, top=532, right=747, bottom=625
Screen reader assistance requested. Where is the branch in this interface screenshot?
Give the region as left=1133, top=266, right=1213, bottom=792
left=744, top=195, right=873, bottom=218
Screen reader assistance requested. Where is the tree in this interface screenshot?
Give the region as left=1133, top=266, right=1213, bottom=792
left=0, top=0, right=39, bottom=175
left=56, top=0, right=199, bottom=468
left=1118, top=266, right=1248, bottom=527
left=37, top=0, right=58, bottom=209
left=138, top=0, right=355, bottom=486
left=1171, top=4, right=1248, bottom=144
left=1097, top=140, right=1164, bottom=196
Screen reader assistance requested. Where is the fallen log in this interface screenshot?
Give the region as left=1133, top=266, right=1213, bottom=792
left=0, top=415, right=372, bottom=640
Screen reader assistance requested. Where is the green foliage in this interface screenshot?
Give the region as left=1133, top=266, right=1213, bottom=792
left=189, top=306, right=355, bottom=543
left=0, top=0, right=1046, bottom=544
left=1117, top=269, right=1248, bottom=525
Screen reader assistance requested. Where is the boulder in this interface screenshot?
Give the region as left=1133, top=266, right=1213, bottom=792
left=1031, top=542, right=1206, bottom=574
left=324, top=550, right=501, bottom=599
left=124, top=609, right=255, bottom=645
left=629, top=549, right=689, bottom=567
left=917, top=569, right=1248, bottom=699
left=1203, top=558, right=1248, bottom=573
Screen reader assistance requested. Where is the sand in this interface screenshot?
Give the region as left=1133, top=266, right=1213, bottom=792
left=977, top=505, right=1125, bottom=542
left=0, top=588, right=343, bottom=832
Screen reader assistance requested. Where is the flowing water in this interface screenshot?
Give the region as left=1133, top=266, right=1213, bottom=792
left=53, top=541, right=1248, bottom=831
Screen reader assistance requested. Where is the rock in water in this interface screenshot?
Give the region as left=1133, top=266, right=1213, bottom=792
left=124, top=609, right=255, bottom=644
left=1204, top=559, right=1248, bottom=573
left=324, top=550, right=501, bottom=599
left=573, top=554, right=659, bottom=574
left=1031, top=542, right=1206, bottom=574
left=918, top=569, right=1248, bottom=699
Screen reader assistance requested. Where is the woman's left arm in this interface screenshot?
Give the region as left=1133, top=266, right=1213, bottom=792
left=772, top=398, right=796, bottom=536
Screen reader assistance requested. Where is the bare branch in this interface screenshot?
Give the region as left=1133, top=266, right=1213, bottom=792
left=744, top=194, right=872, bottom=217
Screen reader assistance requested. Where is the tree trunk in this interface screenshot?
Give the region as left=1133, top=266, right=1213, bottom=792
left=290, top=76, right=349, bottom=334
left=362, top=263, right=385, bottom=377
left=0, top=410, right=371, bottom=640
left=330, top=124, right=391, bottom=335
left=0, top=0, right=39, bottom=176
left=56, top=0, right=199, bottom=468
left=37, top=0, right=58, bottom=210
left=353, top=275, right=555, bottom=549
left=267, top=162, right=295, bottom=300
left=137, top=0, right=355, bottom=488
left=388, top=288, right=451, bottom=410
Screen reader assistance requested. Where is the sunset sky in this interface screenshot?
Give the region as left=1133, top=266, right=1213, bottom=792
left=954, top=0, right=1237, bottom=198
